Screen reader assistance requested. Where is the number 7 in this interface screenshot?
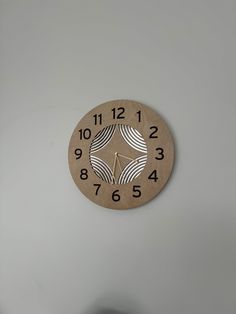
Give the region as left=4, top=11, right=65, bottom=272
left=93, top=184, right=101, bottom=195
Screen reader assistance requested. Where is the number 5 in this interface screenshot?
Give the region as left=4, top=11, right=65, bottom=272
left=133, top=185, right=141, bottom=198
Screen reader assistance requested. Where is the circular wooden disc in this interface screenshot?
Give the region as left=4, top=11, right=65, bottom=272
left=68, top=100, right=174, bottom=209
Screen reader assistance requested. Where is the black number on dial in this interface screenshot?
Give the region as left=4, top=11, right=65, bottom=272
left=149, top=126, right=158, bottom=138
left=112, top=107, right=125, bottom=119
left=93, top=184, right=101, bottom=195
left=79, top=128, right=91, bottom=140
left=74, top=148, right=82, bottom=159
left=148, top=170, right=158, bottom=182
left=112, top=190, right=121, bottom=202
left=133, top=185, right=141, bottom=198
left=80, top=169, right=88, bottom=180
left=93, top=113, right=102, bottom=125
left=137, top=110, right=141, bottom=122
left=155, top=148, right=164, bottom=160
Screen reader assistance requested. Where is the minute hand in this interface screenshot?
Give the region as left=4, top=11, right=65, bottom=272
left=117, top=153, right=138, bottom=163
left=112, top=152, right=119, bottom=184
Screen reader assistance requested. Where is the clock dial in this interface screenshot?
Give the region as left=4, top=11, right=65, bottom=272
left=89, top=124, right=147, bottom=184
left=68, top=100, right=174, bottom=209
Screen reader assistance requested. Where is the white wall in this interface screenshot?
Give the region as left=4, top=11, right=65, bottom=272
left=1, top=1, right=236, bottom=314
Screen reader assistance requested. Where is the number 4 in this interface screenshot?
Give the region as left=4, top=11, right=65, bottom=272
left=148, top=170, right=158, bottom=182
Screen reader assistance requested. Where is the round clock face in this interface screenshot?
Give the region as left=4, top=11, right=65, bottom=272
left=68, top=100, right=174, bottom=209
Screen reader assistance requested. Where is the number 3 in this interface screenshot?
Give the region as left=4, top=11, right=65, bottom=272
left=155, top=148, right=164, bottom=160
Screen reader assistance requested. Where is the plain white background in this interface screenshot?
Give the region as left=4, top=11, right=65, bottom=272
left=1, top=1, right=236, bottom=314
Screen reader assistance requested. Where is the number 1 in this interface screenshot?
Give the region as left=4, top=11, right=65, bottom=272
left=137, top=110, right=141, bottom=122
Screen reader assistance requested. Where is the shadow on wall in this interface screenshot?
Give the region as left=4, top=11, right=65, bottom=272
left=85, top=294, right=146, bottom=314
left=89, top=309, right=130, bottom=314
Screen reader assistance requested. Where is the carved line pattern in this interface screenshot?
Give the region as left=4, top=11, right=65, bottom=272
left=90, top=155, right=114, bottom=184
left=90, top=124, right=147, bottom=184
left=90, top=124, right=116, bottom=154
left=119, top=124, right=147, bottom=153
left=118, top=155, right=147, bottom=184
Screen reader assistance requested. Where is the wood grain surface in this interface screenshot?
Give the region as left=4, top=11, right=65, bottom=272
left=68, top=100, right=175, bottom=209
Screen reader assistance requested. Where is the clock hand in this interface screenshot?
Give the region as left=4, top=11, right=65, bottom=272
left=117, top=153, right=138, bottom=164
left=112, top=153, right=118, bottom=184
left=116, top=153, right=123, bottom=172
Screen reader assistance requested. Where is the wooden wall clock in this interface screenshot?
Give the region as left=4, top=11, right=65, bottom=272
left=68, top=100, right=174, bottom=209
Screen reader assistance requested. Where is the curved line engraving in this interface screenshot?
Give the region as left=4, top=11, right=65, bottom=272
left=119, top=124, right=147, bottom=153
left=90, top=125, right=116, bottom=153
left=90, top=124, right=147, bottom=184
left=118, top=155, right=147, bottom=184
left=90, top=155, right=114, bottom=184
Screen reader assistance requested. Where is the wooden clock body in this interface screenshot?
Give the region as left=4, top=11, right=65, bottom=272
left=68, top=100, right=174, bottom=209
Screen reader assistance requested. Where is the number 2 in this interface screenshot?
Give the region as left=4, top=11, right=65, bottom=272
left=149, top=126, right=158, bottom=138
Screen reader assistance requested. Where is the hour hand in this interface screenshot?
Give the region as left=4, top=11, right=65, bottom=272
left=111, top=152, right=118, bottom=184
left=116, top=153, right=138, bottom=164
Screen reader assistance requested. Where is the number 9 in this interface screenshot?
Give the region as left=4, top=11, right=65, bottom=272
left=74, top=148, right=82, bottom=159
